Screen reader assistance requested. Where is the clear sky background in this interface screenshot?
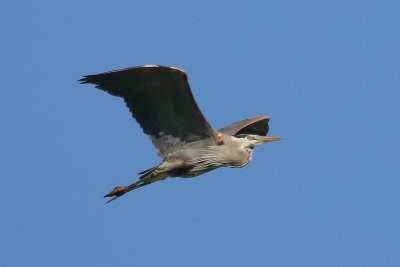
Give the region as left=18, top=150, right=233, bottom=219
left=1, top=1, right=399, bottom=266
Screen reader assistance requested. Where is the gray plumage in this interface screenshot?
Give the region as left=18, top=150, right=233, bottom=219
left=79, top=65, right=282, bottom=203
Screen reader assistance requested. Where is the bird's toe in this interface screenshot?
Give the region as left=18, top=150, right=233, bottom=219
left=104, top=186, right=128, bottom=198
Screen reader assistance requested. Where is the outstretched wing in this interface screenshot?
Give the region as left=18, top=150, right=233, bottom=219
left=218, top=116, right=270, bottom=136
left=79, top=65, right=219, bottom=157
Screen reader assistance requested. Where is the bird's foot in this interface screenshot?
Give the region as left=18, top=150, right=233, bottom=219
left=104, top=186, right=129, bottom=204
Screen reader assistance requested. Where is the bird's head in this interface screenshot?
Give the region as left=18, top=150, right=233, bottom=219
left=237, top=134, right=283, bottom=149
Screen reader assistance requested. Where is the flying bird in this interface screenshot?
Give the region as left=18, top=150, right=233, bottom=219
left=79, top=65, right=282, bottom=203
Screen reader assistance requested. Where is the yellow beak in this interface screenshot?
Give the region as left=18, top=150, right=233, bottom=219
left=258, top=136, right=283, bottom=143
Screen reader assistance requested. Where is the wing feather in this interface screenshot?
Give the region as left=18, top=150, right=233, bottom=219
left=218, top=116, right=270, bottom=136
left=79, top=65, right=218, bottom=157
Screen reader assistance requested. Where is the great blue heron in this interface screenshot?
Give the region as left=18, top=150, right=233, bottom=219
left=79, top=65, right=282, bottom=203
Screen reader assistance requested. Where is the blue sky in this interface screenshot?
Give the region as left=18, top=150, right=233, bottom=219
left=1, top=1, right=399, bottom=266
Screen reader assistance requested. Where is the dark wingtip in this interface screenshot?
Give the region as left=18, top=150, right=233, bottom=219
left=78, top=76, right=91, bottom=84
